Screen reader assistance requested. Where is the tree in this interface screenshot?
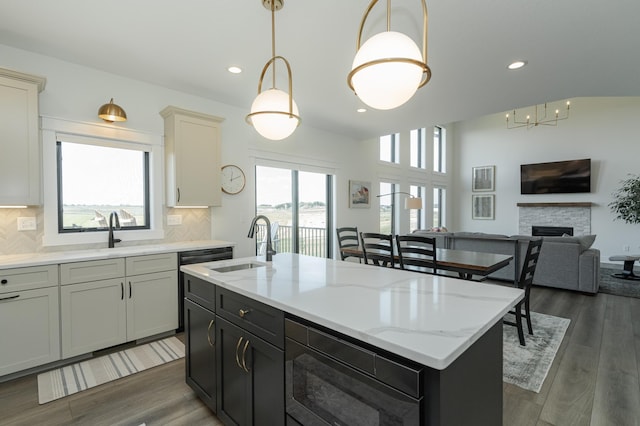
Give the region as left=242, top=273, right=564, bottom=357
left=609, top=175, right=640, bottom=224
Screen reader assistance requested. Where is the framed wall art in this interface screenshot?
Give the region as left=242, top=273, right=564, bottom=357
left=349, top=180, right=371, bottom=208
left=472, top=194, right=495, bottom=220
left=472, top=165, right=495, bottom=192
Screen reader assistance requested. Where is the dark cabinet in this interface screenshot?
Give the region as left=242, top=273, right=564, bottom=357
left=216, top=317, right=284, bottom=426
left=184, top=298, right=217, bottom=412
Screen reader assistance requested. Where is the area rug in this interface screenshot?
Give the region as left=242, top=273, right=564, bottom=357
left=599, top=267, right=640, bottom=299
left=503, top=312, right=570, bottom=393
left=37, top=336, right=185, bottom=404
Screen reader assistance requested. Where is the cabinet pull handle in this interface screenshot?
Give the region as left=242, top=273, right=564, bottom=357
left=1, top=279, right=7, bottom=285
left=235, top=337, right=244, bottom=369
left=0, top=294, right=19, bottom=301
left=129, top=282, right=132, bottom=299
left=121, top=282, right=124, bottom=300
left=207, top=319, right=215, bottom=347
left=241, top=339, right=251, bottom=373
left=239, top=308, right=251, bottom=318
left=177, top=188, right=181, bottom=203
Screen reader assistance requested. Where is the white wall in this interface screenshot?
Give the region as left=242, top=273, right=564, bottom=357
left=451, top=96, right=640, bottom=262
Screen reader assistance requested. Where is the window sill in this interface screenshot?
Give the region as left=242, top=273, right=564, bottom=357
left=42, top=228, right=165, bottom=247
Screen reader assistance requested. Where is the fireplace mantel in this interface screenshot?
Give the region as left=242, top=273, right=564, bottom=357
left=517, top=202, right=593, bottom=207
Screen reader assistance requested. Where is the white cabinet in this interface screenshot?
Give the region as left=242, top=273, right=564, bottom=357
left=0, top=265, right=59, bottom=376
left=160, top=106, right=224, bottom=207
left=61, top=253, right=178, bottom=358
left=0, top=68, right=46, bottom=206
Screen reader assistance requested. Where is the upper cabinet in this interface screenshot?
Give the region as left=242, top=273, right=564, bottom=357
left=160, top=106, right=224, bottom=207
left=0, top=68, right=46, bottom=206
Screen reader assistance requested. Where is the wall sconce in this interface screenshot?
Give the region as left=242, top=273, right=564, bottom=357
left=377, top=192, right=423, bottom=209
left=98, top=98, right=127, bottom=122
left=347, top=0, right=432, bottom=110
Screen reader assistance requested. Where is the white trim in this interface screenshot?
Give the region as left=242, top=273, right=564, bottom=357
left=249, top=148, right=338, bottom=175
left=42, top=117, right=165, bottom=247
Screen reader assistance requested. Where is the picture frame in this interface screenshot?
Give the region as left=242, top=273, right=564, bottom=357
left=472, top=165, right=495, bottom=192
left=349, top=180, right=371, bottom=208
left=472, top=194, right=495, bottom=220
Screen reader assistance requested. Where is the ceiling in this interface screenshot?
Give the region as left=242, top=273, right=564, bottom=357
left=1, top=0, right=639, bottom=139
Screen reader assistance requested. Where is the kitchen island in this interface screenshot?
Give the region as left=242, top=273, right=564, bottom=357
left=182, top=253, right=523, bottom=425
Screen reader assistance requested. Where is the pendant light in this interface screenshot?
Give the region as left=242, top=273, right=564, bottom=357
left=347, top=0, right=432, bottom=110
left=246, top=0, right=300, bottom=141
left=98, top=98, right=127, bottom=122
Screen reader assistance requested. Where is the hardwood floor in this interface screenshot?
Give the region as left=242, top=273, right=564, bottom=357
left=1, top=287, right=639, bottom=425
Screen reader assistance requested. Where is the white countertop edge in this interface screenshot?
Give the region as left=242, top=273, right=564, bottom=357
left=0, top=240, right=236, bottom=269
left=181, top=254, right=524, bottom=370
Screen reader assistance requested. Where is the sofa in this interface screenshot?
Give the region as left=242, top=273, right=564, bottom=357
left=412, top=230, right=600, bottom=294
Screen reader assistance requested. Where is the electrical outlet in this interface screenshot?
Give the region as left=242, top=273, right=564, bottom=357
left=17, top=217, right=37, bottom=231
left=623, top=245, right=630, bottom=252
left=167, top=214, right=182, bottom=226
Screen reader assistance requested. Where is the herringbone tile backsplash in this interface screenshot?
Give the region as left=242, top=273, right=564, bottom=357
left=0, top=207, right=212, bottom=255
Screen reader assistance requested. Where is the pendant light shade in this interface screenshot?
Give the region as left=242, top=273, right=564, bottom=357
left=249, top=88, right=300, bottom=140
left=348, top=0, right=432, bottom=110
left=98, top=98, right=127, bottom=122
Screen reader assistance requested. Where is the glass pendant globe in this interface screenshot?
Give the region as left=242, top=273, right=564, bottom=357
left=351, top=31, right=424, bottom=110
left=250, top=88, right=300, bottom=140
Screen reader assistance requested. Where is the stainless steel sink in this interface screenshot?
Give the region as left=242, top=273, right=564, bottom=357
left=210, top=263, right=265, bottom=273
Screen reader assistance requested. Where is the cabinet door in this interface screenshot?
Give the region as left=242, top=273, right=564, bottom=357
left=61, top=278, right=127, bottom=358
left=184, top=298, right=217, bottom=413
left=0, top=72, right=43, bottom=205
left=216, top=317, right=285, bottom=426
left=126, top=270, right=178, bottom=341
left=0, top=287, right=60, bottom=376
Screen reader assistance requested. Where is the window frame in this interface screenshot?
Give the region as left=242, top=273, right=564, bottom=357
left=433, top=126, right=446, bottom=174
left=41, top=117, right=165, bottom=247
left=410, top=128, right=427, bottom=169
left=380, top=133, right=400, bottom=164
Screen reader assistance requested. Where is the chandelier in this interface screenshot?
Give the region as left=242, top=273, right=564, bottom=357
left=246, top=0, right=300, bottom=141
left=506, top=101, right=570, bottom=129
left=347, top=0, right=432, bottom=110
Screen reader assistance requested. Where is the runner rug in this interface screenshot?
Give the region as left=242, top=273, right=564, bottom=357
left=37, top=336, right=185, bottom=404
left=503, top=311, right=570, bottom=393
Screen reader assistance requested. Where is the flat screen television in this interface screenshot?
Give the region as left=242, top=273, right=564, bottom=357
left=520, top=159, right=591, bottom=194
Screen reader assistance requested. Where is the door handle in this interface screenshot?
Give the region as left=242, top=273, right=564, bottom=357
left=241, top=339, right=251, bottom=373
left=207, top=319, right=215, bottom=347
left=0, top=294, right=19, bottom=301
left=235, top=337, right=244, bottom=369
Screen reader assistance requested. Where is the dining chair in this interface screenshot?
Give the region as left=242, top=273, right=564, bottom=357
left=360, top=232, right=394, bottom=267
left=504, top=238, right=544, bottom=346
left=395, top=234, right=437, bottom=274
left=336, top=226, right=361, bottom=262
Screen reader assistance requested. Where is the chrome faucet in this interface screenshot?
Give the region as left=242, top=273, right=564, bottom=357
left=248, top=215, right=275, bottom=261
left=108, top=211, right=122, bottom=248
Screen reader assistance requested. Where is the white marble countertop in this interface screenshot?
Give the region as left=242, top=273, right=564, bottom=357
left=0, top=240, right=236, bottom=269
left=181, top=253, right=524, bottom=370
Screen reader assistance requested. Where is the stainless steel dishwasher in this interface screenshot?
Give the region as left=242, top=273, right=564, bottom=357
left=178, top=247, right=233, bottom=331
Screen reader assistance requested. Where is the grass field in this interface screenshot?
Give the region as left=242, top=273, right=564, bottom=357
left=62, top=205, right=144, bottom=229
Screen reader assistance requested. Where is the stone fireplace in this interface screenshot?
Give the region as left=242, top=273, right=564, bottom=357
left=518, top=202, right=591, bottom=236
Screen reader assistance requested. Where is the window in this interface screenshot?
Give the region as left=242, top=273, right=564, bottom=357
left=57, top=140, right=150, bottom=233
left=379, top=182, right=396, bottom=234
left=410, top=128, right=426, bottom=169
left=380, top=133, right=400, bottom=163
left=433, top=126, right=446, bottom=173
left=433, top=187, right=446, bottom=228
left=409, top=185, right=425, bottom=231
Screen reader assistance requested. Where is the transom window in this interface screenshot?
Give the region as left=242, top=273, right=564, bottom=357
left=433, top=126, right=446, bottom=173
left=380, top=133, right=400, bottom=163
left=410, top=128, right=426, bottom=169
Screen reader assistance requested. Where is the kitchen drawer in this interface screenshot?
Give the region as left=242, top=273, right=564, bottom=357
left=0, top=264, right=58, bottom=294
left=184, top=274, right=215, bottom=312
left=60, top=258, right=125, bottom=285
left=216, top=287, right=284, bottom=349
left=126, top=252, right=177, bottom=276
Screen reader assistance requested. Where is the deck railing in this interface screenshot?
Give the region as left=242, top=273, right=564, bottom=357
left=254, top=224, right=327, bottom=258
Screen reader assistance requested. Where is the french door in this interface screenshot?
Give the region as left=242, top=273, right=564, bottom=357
left=255, top=165, right=332, bottom=258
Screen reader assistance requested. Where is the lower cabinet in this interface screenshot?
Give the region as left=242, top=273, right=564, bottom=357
left=126, top=270, right=178, bottom=340
left=216, top=317, right=284, bottom=426
left=0, top=286, right=60, bottom=376
left=184, top=297, right=217, bottom=412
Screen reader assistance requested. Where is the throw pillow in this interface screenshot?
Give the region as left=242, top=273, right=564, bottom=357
left=577, top=234, right=597, bottom=252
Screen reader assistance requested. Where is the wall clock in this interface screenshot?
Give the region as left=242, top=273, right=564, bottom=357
left=221, top=164, right=246, bottom=195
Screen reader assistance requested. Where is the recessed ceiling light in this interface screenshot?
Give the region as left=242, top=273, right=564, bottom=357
left=357, top=108, right=367, bottom=113
left=227, top=66, right=243, bottom=74
left=507, top=60, right=527, bottom=70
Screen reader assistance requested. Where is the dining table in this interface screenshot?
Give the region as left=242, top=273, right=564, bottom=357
left=340, top=246, right=513, bottom=280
